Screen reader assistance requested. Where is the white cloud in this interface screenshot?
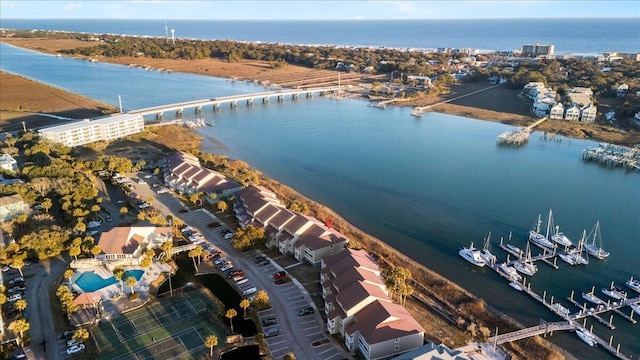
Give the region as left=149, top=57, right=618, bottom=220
left=63, top=2, right=82, bottom=10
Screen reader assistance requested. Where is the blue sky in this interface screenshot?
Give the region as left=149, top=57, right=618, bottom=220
left=1, top=1, right=638, bottom=20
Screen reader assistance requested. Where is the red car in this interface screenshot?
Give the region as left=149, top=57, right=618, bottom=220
left=273, top=271, right=287, bottom=280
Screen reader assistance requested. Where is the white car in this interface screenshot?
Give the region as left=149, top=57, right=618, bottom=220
left=236, top=278, right=249, bottom=285
left=224, top=232, right=234, bottom=240
left=137, top=179, right=146, bottom=184
left=66, top=339, right=79, bottom=347
left=243, top=287, right=257, bottom=296
left=66, top=344, right=85, bottom=355
left=7, top=293, right=22, bottom=302
left=157, top=188, right=170, bottom=194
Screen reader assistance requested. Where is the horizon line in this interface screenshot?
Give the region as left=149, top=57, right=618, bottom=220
left=2, top=16, right=639, bottom=21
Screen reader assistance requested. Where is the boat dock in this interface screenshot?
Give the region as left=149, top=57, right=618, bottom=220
left=411, top=83, right=503, bottom=117
left=581, top=143, right=640, bottom=171
left=496, top=117, right=548, bottom=146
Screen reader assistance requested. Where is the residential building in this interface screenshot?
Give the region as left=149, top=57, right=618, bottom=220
left=164, top=151, right=241, bottom=197
left=522, top=44, right=554, bottom=57
left=321, top=249, right=425, bottom=359
left=0, top=154, right=17, bottom=173
left=39, top=113, right=144, bottom=147
left=617, top=83, right=629, bottom=97
left=0, top=194, right=28, bottom=222
left=549, top=103, right=565, bottom=120
left=96, top=226, right=171, bottom=266
left=568, top=87, right=593, bottom=107
left=293, top=224, right=348, bottom=264
left=565, top=104, right=581, bottom=121
left=580, top=104, right=598, bottom=123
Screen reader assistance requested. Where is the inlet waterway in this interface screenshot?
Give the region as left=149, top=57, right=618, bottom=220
left=1, top=43, right=638, bottom=358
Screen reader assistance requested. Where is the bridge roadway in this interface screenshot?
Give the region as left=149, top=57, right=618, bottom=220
left=129, top=86, right=342, bottom=117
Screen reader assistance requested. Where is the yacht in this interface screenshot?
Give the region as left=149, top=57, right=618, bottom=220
left=576, top=329, right=598, bottom=347
left=459, top=242, right=485, bottom=267
left=559, top=252, right=577, bottom=265
left=551, top=225, right=572, bottom=247
left=553, top=302, right=571, bottom=316
left=506, top=243, right=524, bottom=258
left=499, top=263, right=522, bottom=282
left=630, top=303, right=640, bottom=314
left=509, top=281, right=524, bottom=291
left=528, top=211, right=555, bottom=249
left=513, top=242, right=538, bottom=276
left=560, top=232, right=589, bottom=265
left=584, top=221, right=609, bottom=259
left=582, top=291, right=604, bottom=305
left=626, top=277, right=640, bottom=293
left=602, top=284, right=628, bottom=300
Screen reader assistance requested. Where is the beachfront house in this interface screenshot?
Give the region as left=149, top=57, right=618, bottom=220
left=0, top=194, right=29, bottom=222
left=96, top=226, right=172, bottom=268
left=0, top=154, right=18, bottom=173
left=293, top=224, right=349, bottom=264
left=164, top=151, right=241, bottom=198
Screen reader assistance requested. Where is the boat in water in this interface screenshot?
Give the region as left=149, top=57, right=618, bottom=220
left=584, top=221, right=609, bottom=260
left=528, top=211, right=555, bottom=249
left=509, top=281, right=524, bottom=291
left=513, top=242, right=538, bottom=276
left=560, top=231, right=589, bottom=265
left=410, top=108, right=424, bottom=117
left=626, top=277, right=640, bottom=293
left=479, top=232, right=497, bottom=266
left=582, top=289, right=604, bottom=305
left=459, top=242, right=485, bottom=267
left=576, top=329, right=598, bottom=347
left=602, top=282, right=628, bottom=300
left=553, top=302, right=571, bottom=316
left=551, top=225, right=572, bottom=247
left=630, top=302, right=640, bottom=314
left=499, top=263, right=522, bottom=282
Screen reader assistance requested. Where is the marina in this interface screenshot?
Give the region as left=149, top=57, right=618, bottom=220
left=581, top=143, right=640, bottom=171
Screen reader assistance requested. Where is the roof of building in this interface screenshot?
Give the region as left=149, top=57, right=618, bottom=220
left=295, top=224, right=349, bottom=251
left=40, top=113, right=143, bottom=133
left=165, top=151, right=240, bottom=193
left=336, top=280, right=390, bottom=313
left=331, top=267, right=384, bottom=292
left=73, top=292, right=102, bottom=306
left=346, top=300, right=425, bottom=344
left=394, top=342, right=471, bottom=360
left=97, top=226, right=171, bottom=255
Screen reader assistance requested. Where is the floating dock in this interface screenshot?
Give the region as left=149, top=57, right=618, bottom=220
left=581, top=143, right=640, bottom=171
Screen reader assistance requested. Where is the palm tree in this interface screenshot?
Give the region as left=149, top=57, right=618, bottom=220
left=239, top=299, right=250, bottom=317
left=41, top=197, right=52, bottom=213
left=11, top=257, right=25, bottom=277
left=12, top=319, right=29, bottom=346
left=225, top=308, right=237, bottom=334
left=90, top=245, right=102, bottom=258
left=217, top=200, right=228, bottom=213
left=188, top=249, right=199, bottom=271
left=125, top=276, right=137, bottom=295
left=140, top=256, right=152, bottom=269
left=64, top=269, right=74, bottom=286
left=161, top=240, right=174, bottom=261
left=15, top=299, right=27, bottom=316
left=194, top=246, right=203, bottom=265
left=120, top=206, right=128, bottom=221
left=69, top=245, right=81, bottom=260
left=113, top=266, right=125, bottom=294
left=205, top=334, right=218, bottom=357
left=73, top=328, right=90, bottom=344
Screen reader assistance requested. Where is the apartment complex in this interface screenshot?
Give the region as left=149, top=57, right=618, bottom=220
left=523, top=82, right=597, bottom=122
left=321, top=249, right=425, bottom=359
left=0, top=154, right=18, bottom=173
left=164, top=151, right=241, bottom=197
left=235, top=185, right=349, bottom=264
left=522, top=43, right=554, bottom=57
left=39, top=113, right=144, bottom=147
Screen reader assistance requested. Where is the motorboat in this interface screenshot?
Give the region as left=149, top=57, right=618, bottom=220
left=506, top=243, right=524, bottom=258
left=601, top=283, right=628, bottom=300
left=553, top=302, right=571, bottom=316
left=626, top=277, right=640, bottom=293
left=499, top=263, right=522, bottom=282
left=509, top=282, right=524, bottom=291
left=582, top=291, right=604, bottom=305
left=551, top=225, right=572, bottom=247
left=576, top=329, right=597, bottom=347
left=459, top=242, right=485, bottom=267
left=584, top=221, right=609, bottom=259
left=630, top=302, right=640, bottom=314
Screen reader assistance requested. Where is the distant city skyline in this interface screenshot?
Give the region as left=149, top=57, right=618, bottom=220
left=0, top=1, right=638, bottom=20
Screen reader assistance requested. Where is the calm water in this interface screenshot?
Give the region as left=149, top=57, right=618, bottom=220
left=1, top=18, right=639, bottom=53
left=1, top=43, right=639, bottom=358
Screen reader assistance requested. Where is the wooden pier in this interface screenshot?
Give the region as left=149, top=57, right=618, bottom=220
left=496, top=117, right=548, bottom=146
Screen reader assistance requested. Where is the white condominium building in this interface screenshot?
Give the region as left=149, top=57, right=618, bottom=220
left=39, top=113, right=144, bottom=147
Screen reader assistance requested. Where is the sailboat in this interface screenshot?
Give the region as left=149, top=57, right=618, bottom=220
left=576, top=328, right=598, bottom=347
left=551, top=225, right=572, bottom=247
left=560, top=231, right=589, bottom=265
left=626, top=276, right=640, bottom=293
left=528, top=211, right=555, bottom=249
left=479, top=231, right=497, bottom=266
left=514, top=242, right=538, bottom=276
left=584, top=221, right=609, bottom=259
left=504, top=232, right=524, bottom=258
left=582, top=287, right=604, bottom=305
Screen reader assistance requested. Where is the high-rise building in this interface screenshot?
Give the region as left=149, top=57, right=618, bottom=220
left=522, top=44, right=555, bottom=57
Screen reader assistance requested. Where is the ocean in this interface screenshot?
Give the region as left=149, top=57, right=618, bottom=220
left=1, top=18, right=639, bottom=54
left=1, top=17, right=639, bottom=358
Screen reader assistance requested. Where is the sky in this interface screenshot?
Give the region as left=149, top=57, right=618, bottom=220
left=0, top=1, right=638, bottom=20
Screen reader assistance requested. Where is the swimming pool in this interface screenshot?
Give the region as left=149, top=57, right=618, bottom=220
left=75, top=269, right=144, bottom=293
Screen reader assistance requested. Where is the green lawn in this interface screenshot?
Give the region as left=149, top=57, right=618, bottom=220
left=91, top=290, right=227, bottom=359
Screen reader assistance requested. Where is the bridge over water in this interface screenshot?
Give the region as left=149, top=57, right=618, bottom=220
left=129, top=86, right=342, bottom=118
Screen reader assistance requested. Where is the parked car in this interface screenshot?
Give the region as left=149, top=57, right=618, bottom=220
left=273, top=271, right=287, bottom=280
left=243, top=287, right=257, bottom=296
left=137, top=179, right=146, bottom=184
left=230, top=270, right=244, bottom=277
left=264, top=327, right=279, bottom=338
left=224, top=232, right=234, bottom=240
left=66, top=339, right=79, bottom=347
left=261, top=317, right=277, bottom=326
left=10, top=277, right=24, bottom=285
left=214, top=257, right=228, bottom=265
left=236, top=279, right=249, bottom=285
left=254, top=255, right=267, bottom=263
left=220, top=264, right=233, bottom=272
left=7, top=293, right=22, bottom=302
left=105, top=214, right=112, bottom=222
left=9, top=286, right=26, bottom=293
left=66, top=344, right=85, bottom=355
left=61, top=329, right=75, bottom=339
left=232, top=275, right=245, bottom=282
left=298, top=306, right=315, bottom=317
left=157, top=188, right=171, bottom=194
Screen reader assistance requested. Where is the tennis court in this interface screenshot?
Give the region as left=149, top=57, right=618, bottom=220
left=93, top=291, right=226, bottom=359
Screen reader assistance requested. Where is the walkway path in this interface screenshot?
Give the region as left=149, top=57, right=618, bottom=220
left=412, top=83, right=503, bottom=115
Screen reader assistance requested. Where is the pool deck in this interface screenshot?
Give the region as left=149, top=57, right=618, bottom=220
left=70, top=262, right=172, bottom=323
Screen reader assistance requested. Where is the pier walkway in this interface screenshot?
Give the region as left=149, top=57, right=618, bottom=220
left=411, top=83, right=503, bottom=116
left=496, top=117, right=548, bottom=146
left=129, top=86, right=341, bottom=118
left=487, top=321, right=574, bottom=345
